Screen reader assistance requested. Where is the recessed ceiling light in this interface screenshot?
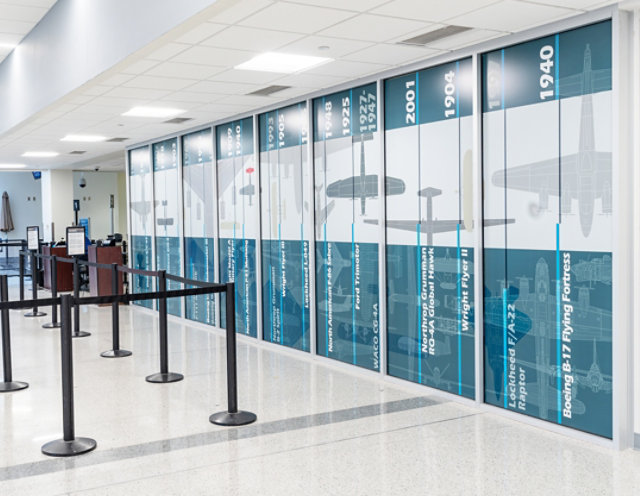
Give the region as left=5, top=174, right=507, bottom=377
left=22, top=151, right=59, bottom=158
left=61, top=134, right=108, bottom=143
left=0, top=43, right=17, bottom=50
left=235, top=52, right=332, bottom=74
left=0, top=163, right=27, bottom=169
left=122, top=106, right=185, bottom=118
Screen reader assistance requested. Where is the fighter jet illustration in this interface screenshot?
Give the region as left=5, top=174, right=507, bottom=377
left=575, top=338, right=612, bottom=394
left=326, top=133, right=405, bottom=216
left=367, top=150, right=512, bottom=243
left=491, top=44, right=612, bottom=238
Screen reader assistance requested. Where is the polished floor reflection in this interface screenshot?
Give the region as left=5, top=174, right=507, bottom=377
left=0, top=281, right=639, bottom=495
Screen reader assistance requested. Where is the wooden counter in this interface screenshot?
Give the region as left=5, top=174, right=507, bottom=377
left=88, top=245, right=123, bottom=296
left=42, top=245, right=73, bottom=292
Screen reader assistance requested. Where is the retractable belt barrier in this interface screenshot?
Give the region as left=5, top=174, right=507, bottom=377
left=1, top=260, right=256, bottom=457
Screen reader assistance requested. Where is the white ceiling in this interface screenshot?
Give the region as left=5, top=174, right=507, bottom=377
left=0, top=0, right=618, bottom=172
left=0, top=0, right=57, bottom=63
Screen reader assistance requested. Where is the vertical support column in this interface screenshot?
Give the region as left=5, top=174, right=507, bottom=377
left=72, top=257, right=90, bottom=338
left=0, top=274, right=28, bottom=392
left=41, top=294, right=96, bottom=457
left=377, top=78, right=387, bottom=378
left=145, top=270, right=183, bottom=383
left=209, top=282, right=257, bottom=426
left=101, top=263, right=131, bottom=358
left=43, top=256, right=61, bottom=329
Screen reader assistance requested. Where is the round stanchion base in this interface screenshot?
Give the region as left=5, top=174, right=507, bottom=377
left=0, top=381, right=29, bottom=393
left=100, top=349, right=132, bottom=358
left=24, top=311, right=47, bottom=317
left=41, top=437, right=97, bottom=457
left=145, top=372, right=184, bottom=383
left=209, top=410, right=257, bottom=427
left=42, top=321, right=62, bottom=329
left=72, top=331, right=91, bottom=338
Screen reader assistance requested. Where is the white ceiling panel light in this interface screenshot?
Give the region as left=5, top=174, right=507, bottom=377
left=22, top=151, right=59, bottom=158
left=236, top=52, right=332, bottom=73
left=60, top=134, right=108, bottom=143
left=122, top=106, right=186, bottom=118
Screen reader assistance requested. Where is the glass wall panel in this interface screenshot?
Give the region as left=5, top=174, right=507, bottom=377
left=183, top=128, right=215, bottom=325
left=259, top=103, right=311, bottom=351
left=129, top=146, right=153, bottom=309
left=217, top=118, right=259, bottom=337
left=313, top=83, right=381, bottom=371
left=384, top=58, right=476, bottom=398
left=153, top=138, right=182, bottom=317
left=482, top=21, right=612, bottom=438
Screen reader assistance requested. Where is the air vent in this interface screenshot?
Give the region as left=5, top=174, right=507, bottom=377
left=248, top=85, right=291, bottom=96
left=106, top=137, right=129, bottom=143
left=164, top=117, right=193, bottom=124
left=399, top=25, right=471, bottom=46
left=69, top=150, right=86, bottom=155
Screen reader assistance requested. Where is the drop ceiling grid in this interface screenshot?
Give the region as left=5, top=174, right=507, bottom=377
left=0, top=0, right=619, bottom=170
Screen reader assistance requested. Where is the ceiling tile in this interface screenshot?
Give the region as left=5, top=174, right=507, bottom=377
left=344, top=43, right=441, bottom=66
left=424, top=28, right=506, bottom=50
left=279, top=35, right=373, bottom=58
left=104, top=87, right=171, bottom=101
left=171, top=45, right=256, bottom=67
left=174, top=22, right=226, bottom=44
left=372, top=0, right=500, bottom=23
left=186, top=80, right=262, bottom=94
left=100, top=74, right=135, bottom=86
left=145, top=61, right=223, bottom=80
left=281, top=0, right=389, bottom=11
left=123, top=75, right=199, bottom=91
left=201, top=25, right=303, bottom=52
left=306, top=59, right=390, bottom=78
left=240, top=3, right=356, bottom=34
left=0, top=4, right=47, bottom=22
left=271, top=72, right=345, bottom=88
left=145, top=43, right=191, bottom=61
left=161, top=91, right=223, bottom=103
left=0, top=19, right=33, bottom=34
left=209, top=0, right=274, bottom=24
left=318, top=14, right=431, bottom=43
left=120, top=59, right=160, bottom=75
left=211, top=69, right=283, bottom=85
left=447, top=0, right=576, bottom=32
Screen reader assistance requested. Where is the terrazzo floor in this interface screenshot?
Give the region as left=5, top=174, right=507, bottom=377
left=1, top=280, right=639, bottom=495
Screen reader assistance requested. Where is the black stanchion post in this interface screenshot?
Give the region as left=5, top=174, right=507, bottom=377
left=209, top=282, right=256, bottom=426
left=24, top=252, right=46, bottom=317
left=41, top=294, right=96, bottom=457
left=0, top=275, right=28, bottom=392
left=101, top=263, right=131, bottom=358
left=43, top=256, right=61, bottom=329
left=18, top=251, right=24, bottom=302
left=72, top=257, right=90, bottom=338
left=146, top=270, right=182, bottom=383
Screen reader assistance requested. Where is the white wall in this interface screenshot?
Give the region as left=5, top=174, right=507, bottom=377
left=0, top=171, right=42, bottom=255
left=41, top=169, right=74, bottom=243
left=73, top=171, right=127, bottom=240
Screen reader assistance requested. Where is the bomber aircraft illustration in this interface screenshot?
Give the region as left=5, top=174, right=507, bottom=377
left=325, top=133, right=405, bottom=216
left=491, top=45, right=612, bottom=238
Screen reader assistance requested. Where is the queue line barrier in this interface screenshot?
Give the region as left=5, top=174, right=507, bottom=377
left=5, top=255, right=256, bottom=457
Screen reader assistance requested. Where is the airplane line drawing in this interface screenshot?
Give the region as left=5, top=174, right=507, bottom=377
left=491, top=45, right=612, bottom=238
left=367, top=150, right=513, bottom=244
left=325, top=133, right=405, bottom=216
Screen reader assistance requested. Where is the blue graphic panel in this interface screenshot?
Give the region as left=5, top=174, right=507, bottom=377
left=183, top=128, right=216, bottom=325
left=155, top=236, right=182, bottom=317
left=313, top=82, right=381, bottom=371
left=482, top=21, right=613, bottom=438
left=184, top=237, right=215, bottom=325
left=217, top=117, right=259, bottom=337
left=131, top=235, right=152, bottom=309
